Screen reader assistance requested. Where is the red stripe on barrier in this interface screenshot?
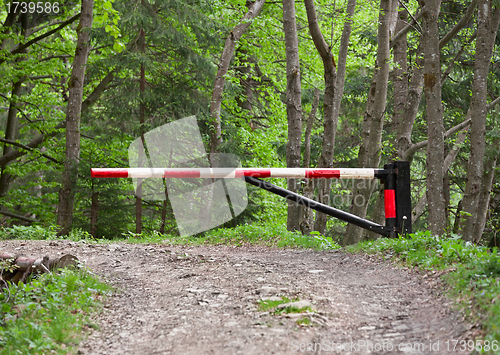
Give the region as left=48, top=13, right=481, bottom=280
left=91, top=168, right=129, bottom=178
left=384, top=189, right=396, bottom=219
left=163, top=170, right=200, bottom=178
left=235, top=169, right=271, bottom=178
left=305, top=169, right=341, bottom=178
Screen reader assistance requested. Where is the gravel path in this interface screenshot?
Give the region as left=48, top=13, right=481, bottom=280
left=0, top=240, right=476, bottom=354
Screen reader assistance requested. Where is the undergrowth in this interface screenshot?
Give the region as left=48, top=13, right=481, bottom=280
left=0, top=223, right=340, bottom=251
left=0, top=225, right=97, bottom=243
left=125, top=223, right=341, bottom=251
left=348, top=231, right=500, bottom=348
left=0, top=268, right=111, bottom=354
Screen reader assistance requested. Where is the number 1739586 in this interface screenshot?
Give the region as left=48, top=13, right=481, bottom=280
left=6, top=2, right=59, bottom=14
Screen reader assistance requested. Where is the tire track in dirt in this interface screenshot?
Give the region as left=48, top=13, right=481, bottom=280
left=0, top=240, right=475, bottom=354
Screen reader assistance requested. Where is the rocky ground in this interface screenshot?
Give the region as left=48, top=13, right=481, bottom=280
left=0, top=240, right=478, bottom=354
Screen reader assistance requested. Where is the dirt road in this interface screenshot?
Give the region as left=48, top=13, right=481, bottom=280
left=0, top=240, right=475, bottom=354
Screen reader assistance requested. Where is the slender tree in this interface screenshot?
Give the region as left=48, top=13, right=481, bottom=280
left=136, top=24, right=146, bottom=235
left=0, top=13, right=28, bottom=198
left=57, top=0, right=94, bottom=234
left=344, top=0, right=395, bottom=245
left=420, top=0, right=445, bottom=236
left=209, top=0, right=266, bottom=155
left=303, top=0, right=357, bottom=235
left=459, top=0, right=500, bottom=241
left=282, top=0, right=303, bottom=231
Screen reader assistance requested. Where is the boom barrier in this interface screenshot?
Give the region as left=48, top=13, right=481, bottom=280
left=91, top=160, right=412, bottom=237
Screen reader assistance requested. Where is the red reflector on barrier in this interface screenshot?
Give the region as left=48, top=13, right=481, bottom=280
left=91, top=168, right=129, bottom=178
left=384, top=189, right=396, bottom=218
left=235, top=169, right=272, bottom=178
left=305, top=169, right=341, bottom=178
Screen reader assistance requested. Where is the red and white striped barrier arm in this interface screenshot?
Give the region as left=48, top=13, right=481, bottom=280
left=91, top=168, right=383, bottom=179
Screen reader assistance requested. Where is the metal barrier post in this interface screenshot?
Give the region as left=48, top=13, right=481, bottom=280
left=394, top=160, right=412, bottom=235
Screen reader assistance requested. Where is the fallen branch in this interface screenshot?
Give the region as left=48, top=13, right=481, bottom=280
left=0, top=252, right=78, bottom=284
left=0, top=210, right=38, bottom=223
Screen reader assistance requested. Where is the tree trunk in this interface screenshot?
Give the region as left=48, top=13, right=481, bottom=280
left=90, top=191, right=99, bottom=237
left=0, top=80, right=23, bottom=197
left=453, top=199, right=463, bottom=234
left=57, top=0, right=94, bottom=235
left=0, top=14, right=28, bottom=198
left=305, top=0, right=357, bottom=235
left=235, top=49, right=254, bottom=116
left=300, top=87, right=320, bottom=234
left=392, top=5, right=408, bottom=142
left=366, top=4, right=409, bottom=240
left=421, top=0, right=445, bottom=236
left=282, top=0, right=303, bottom=231
left=412, top=128, right=468, bottom=224
left=344, top=0, right=394, bottom=245
left=209, top=0, right=266, bottom=155
left=136, top=26, right=146, bottom=236
left=473, top=153, right=498, bottom=243
left=459, top=1, right=500, bottom=241
left=399, top=0, right=478, bottom=161
left=444, top=172, right=450, bottom=228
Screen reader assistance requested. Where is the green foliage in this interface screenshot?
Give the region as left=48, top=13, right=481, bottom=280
left=0, top=268, right=111, bottom=354
left=257, top=296, right=313, bottom=315
left=257, top=296, right=294, bottom=312
left=124, top=221, right=340, bottom=250
left=193, top=222, right=339, bottom=250
left=0, top=225, right=58, bottom=240
left=348, top=231, right=500, bottom=344
left=0, top=225, right=97, bottom=243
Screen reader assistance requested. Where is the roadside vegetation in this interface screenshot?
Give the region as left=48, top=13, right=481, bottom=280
left=348, top=231, right=500, bottom=345
left=0, top=223, right=341, bottom=251
left=0, top=266, right=111, bottom=354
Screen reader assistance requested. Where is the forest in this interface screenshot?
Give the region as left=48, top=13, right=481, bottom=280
left=1, top=0, right=499, bottom=247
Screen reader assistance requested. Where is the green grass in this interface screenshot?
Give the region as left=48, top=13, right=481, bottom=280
left=124, top=223, right=341, bottom=251
left=0, top=225, right=98, bottom=243
left=348, top=231, right=500, bottom=347
left=0, top=268, right=111, bottom=354
left=257, top=296, right=313, bottom=315
left=296, top=317, right=312, bottom=326
left=257, top=296, right=294, bottom=312
left=0, top=223, right=341, bottom=251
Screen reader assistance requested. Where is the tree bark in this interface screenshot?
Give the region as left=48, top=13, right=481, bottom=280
left=397, top=0, right=479, bottom=162
left=135, top=26, right=146, bottom=236
left=391, top=5, right=408, bottom=141
left=57, top=0, right=94, bottom=235
left=282, top=0, right=303, bottom=231
left=302, top=88, right=320, bottom=170
left=90, top=191, right=99, bottom=237
left=0, top=14, right=28, bottom=198
left=300, top=87, right=320, bottom=234
left=364, top=3, right=409, bottom=240
left=459, top=1, right=500, bottom=241
left=421, top=0, right=445, bottom=236
left=473, top=152, right=498, bottom=243
left=304, top=0, right=357, bottom=235
left=398, top=43, right=424, bottom=161
left=209, top=0, right=266, bottom=155
left=0, top=80, right=23, bottom=197
left=344, top=0, right=394, bottom=245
